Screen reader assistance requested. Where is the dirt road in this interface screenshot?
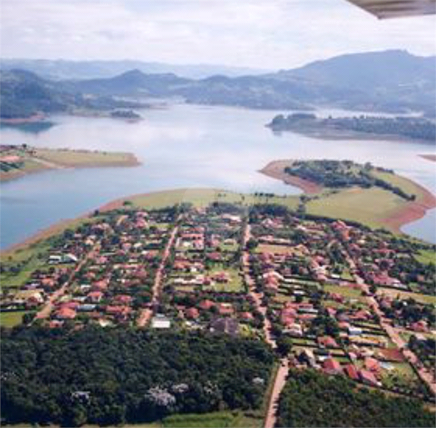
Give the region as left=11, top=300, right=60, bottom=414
left=137, top=222, right=179, bottom=327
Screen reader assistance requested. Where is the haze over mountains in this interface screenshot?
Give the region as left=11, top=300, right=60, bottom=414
left=1, top=50, right=435, bottom=119
left=0, top=59, right=268, bottom=80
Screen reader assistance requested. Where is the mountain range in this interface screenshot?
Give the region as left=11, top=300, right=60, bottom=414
left=1, top=50, right=435, bottom=119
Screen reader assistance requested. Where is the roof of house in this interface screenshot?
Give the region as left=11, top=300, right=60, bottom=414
left=344, top=364, right=359, bottom=380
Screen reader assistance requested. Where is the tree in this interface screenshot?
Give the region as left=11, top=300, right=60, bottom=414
left=276, top=336, right=293, bottom=357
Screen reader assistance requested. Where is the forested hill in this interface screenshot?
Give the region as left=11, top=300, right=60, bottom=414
left=0, top=69, right=146, bottom=119
left=1, top=50, right=435, bottom=117
left=267, top=113, right=436, bottom=143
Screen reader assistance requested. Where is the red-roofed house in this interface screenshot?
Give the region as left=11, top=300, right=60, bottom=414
left=364, top=357, right=381, bottom=375
left=88, top=291, right=104, bottom=303
left=199, top=300, right=215, bottom=310
left=186, top=307, right=200, bottom=319
left=359, top=369, right=380, bottom=387
left=323, top=358, right=342, bottom=375
left=56, top=307, right=77, bottom=320
left=318, top=336, right=339, bottom=348
left=344, top=364, right=359, bottom=381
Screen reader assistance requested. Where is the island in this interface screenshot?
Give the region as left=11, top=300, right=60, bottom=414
left=266, top=113, right=436, bottom=143
left=0, top=144, right=140, bottom=182
left=0, top=187, right=434, bottom=427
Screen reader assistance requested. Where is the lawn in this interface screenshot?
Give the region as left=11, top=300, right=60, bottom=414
left=161, top=411, right=262, bottom=428
left=256, top=244, right=293, bottom=254
left=0, top=311, right=29, bottom=327
left=205, top=267, right=244, bottom=292
left=324, top=284, right=364, bottom=300
left=415, top=249, right=436, bottom=265
left=377, top=288, right=436, bottom=305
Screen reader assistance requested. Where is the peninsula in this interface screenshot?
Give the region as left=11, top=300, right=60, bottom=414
left=0, top=144, right=140, bottom=182
left=261, top=159, right=436, bottom=233
left=266, top=113, right=436, bottom=143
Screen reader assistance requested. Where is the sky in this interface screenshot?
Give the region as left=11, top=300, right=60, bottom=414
left=0, top=0, right=435, bottom=70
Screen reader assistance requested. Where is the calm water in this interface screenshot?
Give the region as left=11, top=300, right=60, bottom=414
left=1, top=104, right=435, bottom=248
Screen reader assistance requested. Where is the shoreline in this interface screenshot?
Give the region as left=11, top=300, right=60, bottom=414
left=420, top=154, right=436, bottom=163
left=260, top=160, right=323, bottom=194
left=0, top=188, right=222, bottom=255
left=0, top=113, right=46, bottom=125
left=0, top=150, right=140, bottom=183
left=259, top=159, right=436, bottom=234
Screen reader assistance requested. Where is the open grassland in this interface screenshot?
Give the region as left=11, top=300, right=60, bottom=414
left=118, top=188, right=300, bottom=211
left=306, top=187, right=405, bottom=229
left=34, top=148, right=139, bottom=167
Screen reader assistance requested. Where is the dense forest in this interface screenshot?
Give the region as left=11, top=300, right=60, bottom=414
left=267, top=113, right=436, bottom=142
left=1, top=326, right=274, bottom=426
left=276, top=370, right=434, bottom=428
left=283, top=159, right=415, bottom=200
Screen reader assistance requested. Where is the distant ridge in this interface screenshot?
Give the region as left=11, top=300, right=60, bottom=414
left=1, top=50, right=435, bottom=116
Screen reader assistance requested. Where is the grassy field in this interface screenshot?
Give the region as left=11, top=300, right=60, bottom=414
left=377, top=288, right=436, bottom=305
left=306, top=187, right=405, bottom=229
left=415, top=249, right=435, bottom=265
left=324, top=284, right=365, bottom=300
left=372, top=170, right=426, bottom=203
left=34, top=148, right=138, bottom=167
left=0, top=310, right=29, bottom=327
left=127, top=188, right=300, bottom=211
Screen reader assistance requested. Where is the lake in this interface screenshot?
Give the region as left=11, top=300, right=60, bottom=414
left=1, top=103, right=435, bottom=249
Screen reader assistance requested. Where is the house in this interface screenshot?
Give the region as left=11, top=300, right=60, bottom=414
left=359, top=369, right=380, bottom=387
left=348, top=326, right=363, bottom=336
left=217, top=303, right=234, bottom=316
left=199, top=300, right=215, bottom=310
left=210, top=317, right=239, bottom=336
left=323, top=358, right=342, bottom=375
left=87, top=291, right=103, bottom=303
left=14, top=289, right=45, bottom=305
left=344, top=364, right=359, bottom=381
left=377, top=348, right=404, bottom=363
left=411, top=320, right=428, bottom=332
left=284, top=322, right=303, bottom=337
left=185, top=307, right=200, bottom=319
left=56, top=307, right=77, bottom=320
left=298, top=348, right=316, bottom=367
left=317, top=336, right=339, bottom=348
left=240, top=312, right=254, bottom=321
left=114, top=295, right=132, bottom=305
left=151, top=314, right=171, bottom=329
left=364, top=357, right=381, bottom=374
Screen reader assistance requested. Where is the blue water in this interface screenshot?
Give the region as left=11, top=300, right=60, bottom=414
left=1, top=104, right=435, bottom=248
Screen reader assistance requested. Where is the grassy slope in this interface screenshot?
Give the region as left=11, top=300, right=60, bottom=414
left=306, top=187, right=405, bottom=229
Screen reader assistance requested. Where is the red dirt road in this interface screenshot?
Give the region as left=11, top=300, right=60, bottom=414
left=137, top=222, right=180, bottom=327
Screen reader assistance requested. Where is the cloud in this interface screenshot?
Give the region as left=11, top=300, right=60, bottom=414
left=0, top=0, right=435, bottom=69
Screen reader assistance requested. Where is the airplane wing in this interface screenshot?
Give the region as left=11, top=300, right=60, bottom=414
left=346, top=0, right=436, bottom=18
